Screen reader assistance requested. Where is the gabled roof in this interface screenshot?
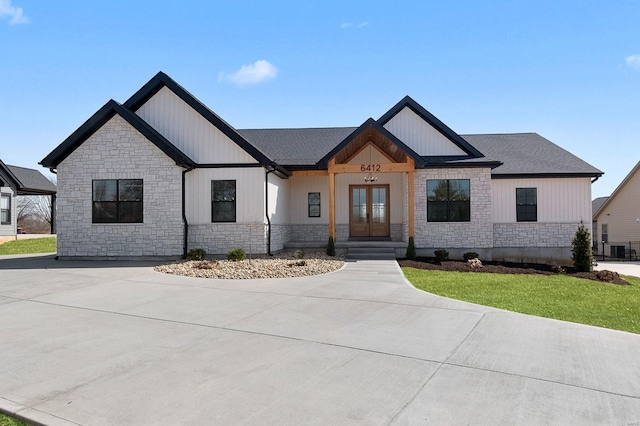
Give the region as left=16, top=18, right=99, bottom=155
left=123, top=72, right=273, bottom=167
left=0, top=159, right=22, bottom=188
left=40, top=100, right=195, bottom=169
left=317, top=118, right=426, bottom=168
left=0, top=159, right=57, bottom=195
left=592, top=197, right=609, bottom=219
left=378, top=96, right=484, bottom=158
left=593, top=161, right=640, bottom=219
left=462, top=133, right=603, bottom=178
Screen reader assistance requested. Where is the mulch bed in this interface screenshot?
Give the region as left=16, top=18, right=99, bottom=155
left=398, top=259, right=631, bottom=285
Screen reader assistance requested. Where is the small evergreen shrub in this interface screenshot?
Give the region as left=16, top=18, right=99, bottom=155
left=572, top=220, right=593, bottom=272
left=186, top=248, right=206, bottom=260
left=406, top=237, right=416, bottom=260
left=463, top=251, right=480, bottom=262
left=227, top=248, right=246, bottom=261
left=434, top=249, right=449, bottom=263
left=326, top=236, right=336, bottom=257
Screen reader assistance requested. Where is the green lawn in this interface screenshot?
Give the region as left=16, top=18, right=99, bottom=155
left=0, top=413, right=29, bottom=426
left=402, top=268, right=640, bottom=334
left=0, top=237, right=56, bottom=255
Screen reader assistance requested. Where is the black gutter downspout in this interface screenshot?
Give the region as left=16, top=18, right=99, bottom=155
left=182, top=166, right=195, bottom=258
left=265, top=167, right=276, bottom=256
left=591, top=175, right=601, bottom=184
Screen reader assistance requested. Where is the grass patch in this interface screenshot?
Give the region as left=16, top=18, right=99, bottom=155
left=0, top=237, right=56, bottom=255
left=402, top=268, right=640, bottom=334
left=0, top=413, right=30, bottom=426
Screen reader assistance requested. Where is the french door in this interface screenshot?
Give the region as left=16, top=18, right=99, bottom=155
left=349, top=185, right=390, bottom=237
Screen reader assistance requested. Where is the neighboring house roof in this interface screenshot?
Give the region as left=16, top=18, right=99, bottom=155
left=462, top=133, right=603, bottom=178
left=593, top=161, right=640, bottom=219
left=0, top=159, right=57, bottom=195
left=40, top=99, right=195, bottom=170
left=592, top=197, right=609, bottom=219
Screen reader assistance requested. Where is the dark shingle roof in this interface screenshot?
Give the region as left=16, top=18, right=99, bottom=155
left=592, top=197, right=609, bottom=218
left=461, top=133, right=602, bottom=177
left=7, top=165, right=57, bottom=194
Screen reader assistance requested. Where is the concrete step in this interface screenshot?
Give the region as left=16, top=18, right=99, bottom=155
left=348, top=247, right=397, bottom=254
left=347, top=247, right=397, bottom=260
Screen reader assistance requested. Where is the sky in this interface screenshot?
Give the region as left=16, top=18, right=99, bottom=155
left=1, top=0, right=638, bottom=199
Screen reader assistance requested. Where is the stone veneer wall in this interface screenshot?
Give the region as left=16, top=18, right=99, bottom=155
left=269, top=224, right=291, bottom=252
left=56, top=115, right=184, bottom=258
left=189, top=223, right=267, bottom=255
left=413, top=168, right=493, bottom=249
left=289, top=224, right=327, bottom=242
left=493, top=222, right=578, bottom=248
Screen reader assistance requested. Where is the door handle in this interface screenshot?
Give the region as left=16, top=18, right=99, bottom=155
left=366, top=213, right=369, bottom=223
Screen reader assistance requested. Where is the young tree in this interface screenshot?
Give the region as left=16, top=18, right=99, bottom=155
left=571, top=220, right=593, bottom=272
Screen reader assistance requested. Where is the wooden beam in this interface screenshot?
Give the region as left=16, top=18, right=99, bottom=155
left=290, top=170, right=328, bottom=177
left=328, top=162, right=415, bottom=174
left=407, top=169, right=415, bottom=239
left=328, top=171, right=335, bottom=239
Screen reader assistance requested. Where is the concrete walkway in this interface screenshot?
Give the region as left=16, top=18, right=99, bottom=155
left=1, top=254, right=639, bottom=425
left=596, top=260, right=640, bottom=278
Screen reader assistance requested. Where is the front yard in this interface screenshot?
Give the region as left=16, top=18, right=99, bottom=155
left=0, top=237, right=56, bottom=255
left=402, top=267, right=640, bottom=334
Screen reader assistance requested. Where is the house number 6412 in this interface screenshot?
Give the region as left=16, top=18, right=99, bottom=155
left=360, top=164, right=381, bottom=172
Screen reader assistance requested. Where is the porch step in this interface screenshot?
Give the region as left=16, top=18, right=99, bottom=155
left=347, top=247, right=397, bottom=260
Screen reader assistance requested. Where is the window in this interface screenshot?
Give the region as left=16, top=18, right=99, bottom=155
left=427, top=179, right=470, bottom=222
left=212, top=180, right=236, bottom=222
left=601, top=224, right=608, bottom=243
left=516, top=188, right=537, bottom=222
left=92, top=179, right=143, bottom=223
left=1, top=194, right=11, bottom=225
left=308, top=192, right=321, bottom=217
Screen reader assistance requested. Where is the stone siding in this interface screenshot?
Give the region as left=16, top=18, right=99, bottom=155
left=56, top=115, right=184, bottom=257
left=493, top=222, right=578, bottom=248
left=413, top=168, right=493, bottom=249
left=189, top=223, right=267, bottom=255
left=269, top=224, right=291, bottom=252
left=289, top=224, right=327, bottom=242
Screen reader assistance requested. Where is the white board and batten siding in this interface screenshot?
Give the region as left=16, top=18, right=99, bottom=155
left=492, top=178, right=592, bottom=223
left=268, top=173, right=290, bottom=224
left=383, top=107, right=467, bottom=156
left=135, top=86, right=258, bottom=164
left=289, top=176, right=330, bottom=224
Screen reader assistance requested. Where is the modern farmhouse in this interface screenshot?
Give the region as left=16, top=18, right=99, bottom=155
left=41, top=72, right=602, bottom=262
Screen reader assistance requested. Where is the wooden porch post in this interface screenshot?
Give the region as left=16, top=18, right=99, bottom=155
left=407, top=160, right=415, bottom=239
left=328, top=171, right=335, bottom=239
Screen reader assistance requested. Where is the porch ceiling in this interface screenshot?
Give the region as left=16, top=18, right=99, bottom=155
left=333, top=125, right=408, bottom=164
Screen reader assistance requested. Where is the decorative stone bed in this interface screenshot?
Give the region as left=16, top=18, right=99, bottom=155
left=155, top=251, right=345, bottom=279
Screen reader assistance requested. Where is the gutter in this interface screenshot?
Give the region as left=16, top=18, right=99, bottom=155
left=265, top=167, right=275, bottom=256
left=182, top=165, right=195, bottom=258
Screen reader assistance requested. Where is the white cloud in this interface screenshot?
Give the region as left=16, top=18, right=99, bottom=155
left=0, top=0, right=29, bottom=25
left=340, top=21, right=368, bottom=29
left=219, top=60, right=278, bottom=86
left=625, top=54, right=640, bottom=69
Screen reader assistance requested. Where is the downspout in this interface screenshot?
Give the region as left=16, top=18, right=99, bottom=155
left=182, top=166, right=195, bottom=259
left=265, top=167, right=276, bottom=256
left=591, top=176, right=600, bottom=184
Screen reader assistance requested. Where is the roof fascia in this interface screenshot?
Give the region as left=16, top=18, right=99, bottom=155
left=0, top=159, right=23, bottom=188
left=123, top=72, right=273, bottom=167
left=593, top=161, right=640, bottom=218
left=317, top=118, right=426, bottom=169
left=491, top=172, right=604, bottom=179
left=378, top=96, right=484, bottom=158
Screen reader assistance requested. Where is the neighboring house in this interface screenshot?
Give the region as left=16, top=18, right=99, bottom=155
left=593, top=162, right=640, bottom=260
left=0, top=160, right=57, bottom=240
left=40, top=72, right=602, bottom=262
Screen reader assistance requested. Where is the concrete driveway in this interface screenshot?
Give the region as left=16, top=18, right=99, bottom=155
left=1, top=254, right=639, bottom=425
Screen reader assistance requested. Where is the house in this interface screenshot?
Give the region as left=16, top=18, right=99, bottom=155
left=593, top=161, right=640, bottom=260
left=0, top=160, right=57, bottom=242
left=40, top=72, right=602, bottom=262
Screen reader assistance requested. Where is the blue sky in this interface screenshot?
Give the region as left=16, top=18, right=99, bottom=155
left=1, top=0, right=638, bottom=199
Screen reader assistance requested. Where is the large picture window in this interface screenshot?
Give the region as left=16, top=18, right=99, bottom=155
left=212, top=180, right=236, bottom=222
left=427, top=179, right=470, bottom=222
left=516, top=188, right=537, bottom=222
left=92, top=179, right=143, bottom=223
left=1, top=194, right=11, bottom=225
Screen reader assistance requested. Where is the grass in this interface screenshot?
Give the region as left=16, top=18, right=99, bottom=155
left=0, top=413, right=29, bottom=426
left=402, top=267, right=640, bottom=334
left=0, top=237, right=56, bottom=255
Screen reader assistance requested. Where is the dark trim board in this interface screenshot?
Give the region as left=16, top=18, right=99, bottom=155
left=491, top=173, right=604, bottom=179
left=197, top=163, right=263, bottom=168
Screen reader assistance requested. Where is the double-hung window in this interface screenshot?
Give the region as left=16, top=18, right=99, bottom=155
left=92, top=179, right=143, bottom=223
left=212, top=180, right=236, bottom=222
left=516, top=188, right=537, bottom=222
left=1, top=194, right=11, bottom=225
left=427, top=179, right=470, bottom=222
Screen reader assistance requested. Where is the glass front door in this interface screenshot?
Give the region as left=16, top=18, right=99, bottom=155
left=349, top=185, right=390, bottom=237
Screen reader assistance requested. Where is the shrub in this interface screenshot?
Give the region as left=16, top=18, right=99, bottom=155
left=406, top=237, right=416, bottom=260
left=571, top=220, right=593, bottom=272
left=186, top=248, right=206, bottom=260
left=463, top=251, right=479, bottom=262
left=326, top=236, right=336, bottom=257
left=227, top=248, right=246, bottom=261
left=434, top=249, right=449, bottom=263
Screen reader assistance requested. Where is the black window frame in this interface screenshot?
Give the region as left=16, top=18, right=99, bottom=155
left=427, top=179, right=471, bottom=222
left=92, top=179, right=143, bottom=224
left=1, top=194, right=11, bottom=225
left=211, top=180, right=236, bottom=223
left=308, top=192, right=321, bottom=218
left=516, top=188, right=537, bottom=222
